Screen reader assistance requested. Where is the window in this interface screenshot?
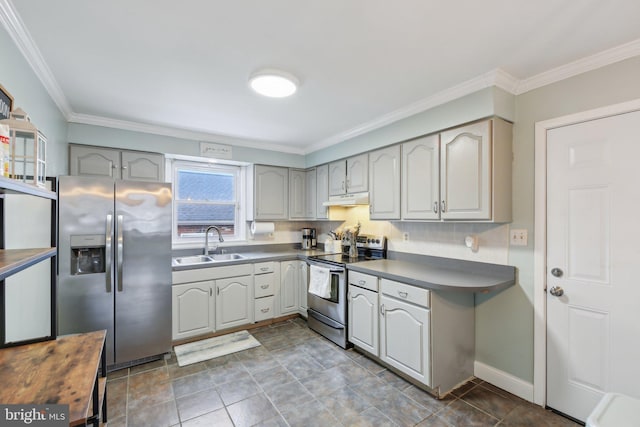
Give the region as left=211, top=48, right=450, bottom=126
left=172, top=160, right=245, bottom=245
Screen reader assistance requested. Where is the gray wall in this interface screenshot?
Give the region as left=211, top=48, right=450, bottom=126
left=1, top=26, right=67, bottom=176
left=6, top=22, right=640, bottom=385
left=475, top=55, right=640, bottom=382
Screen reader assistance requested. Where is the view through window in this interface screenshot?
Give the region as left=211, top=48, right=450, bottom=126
left=173, top=162, right=242, bottom=242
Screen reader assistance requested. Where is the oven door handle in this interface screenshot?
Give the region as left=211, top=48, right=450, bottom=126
left=307, top=259, right=345, bottom=273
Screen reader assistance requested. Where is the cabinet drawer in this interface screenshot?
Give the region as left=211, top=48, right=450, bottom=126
left=254, top=262, right=275, bottom=274
left=254, top=273, right=275, bottom=298
left=255, top=296, right=275, bottom=322
left=349, top=271, right=378, bottom=292
left=380, top=278, right=430, bottom=308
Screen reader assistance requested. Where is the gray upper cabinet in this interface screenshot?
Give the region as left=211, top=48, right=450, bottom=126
left=329, top=154, right=368, bottom=196
left=401, top=118, right=512, bottom=222
left=440, top=119, right=512, bottom=222
left=402, top=135, right=440, bottom=220
left=369, top=145, right=401, bottom=220
left=315, top=164, right=329, bottom=219
left=69, top=144, right=164, bottom=182
left=289, top=168, right=316, bottom=220
left=305, top=168, right=317, bottom=219
left=253, top=165, right=289, bottom=220
left=289, top=169, right=306, bottom=219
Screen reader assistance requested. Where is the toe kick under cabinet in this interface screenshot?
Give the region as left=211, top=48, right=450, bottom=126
left=348, top=272, right=474, bottom=397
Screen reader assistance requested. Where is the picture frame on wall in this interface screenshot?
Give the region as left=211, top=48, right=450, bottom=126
left=0, top=84, right=14, bottom=120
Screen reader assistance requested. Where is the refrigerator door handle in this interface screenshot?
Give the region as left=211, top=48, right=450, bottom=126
left=105, top=213, right=113, bottom=293
left=117, top=214, right=124, bottom=292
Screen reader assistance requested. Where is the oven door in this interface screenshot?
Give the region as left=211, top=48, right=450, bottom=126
left=306, top=259, right=346, bottom=325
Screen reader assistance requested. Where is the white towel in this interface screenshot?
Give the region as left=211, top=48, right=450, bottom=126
left=309, top=265, right=332, bottom=299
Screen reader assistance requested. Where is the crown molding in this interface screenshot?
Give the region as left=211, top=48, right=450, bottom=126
left=0, top=0, right=73, bottom=119
left=4, top=0, right=640, bottom=154
left=68, top=113, right=306, bottom=155
left=515, top=38, right=640, bottom=95
left=305, top=68, right=517, bottom=153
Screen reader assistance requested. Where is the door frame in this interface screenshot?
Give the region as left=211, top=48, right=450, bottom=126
left=533, top=98, right=640, bottom=406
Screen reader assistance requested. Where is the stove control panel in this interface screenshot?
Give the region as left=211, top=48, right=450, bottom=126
left=342, top=234, right=386, bottom=249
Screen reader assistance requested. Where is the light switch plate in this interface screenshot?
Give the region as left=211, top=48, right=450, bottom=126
left=510, top=229, right=528, bottom=246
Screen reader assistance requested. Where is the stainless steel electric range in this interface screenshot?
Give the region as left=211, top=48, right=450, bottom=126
left=306, top=234, right=386, bottom=348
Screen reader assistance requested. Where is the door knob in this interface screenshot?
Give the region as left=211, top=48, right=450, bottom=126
left=549, top=286, right=564, bottom=297
left=551, top=268, right=563, bottom=278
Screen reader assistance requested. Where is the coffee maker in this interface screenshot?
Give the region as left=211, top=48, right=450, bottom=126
left=301, top=228, right=316, bottom=250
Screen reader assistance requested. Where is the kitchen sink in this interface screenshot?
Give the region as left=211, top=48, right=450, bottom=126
left=173, top=253, right=247, bottom=266
left=173, top=255, right=215, bottom=265
left=210, top=253, right=246, bottom=261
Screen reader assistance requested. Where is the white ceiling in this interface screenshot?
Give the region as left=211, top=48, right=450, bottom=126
left=4, top=0, right=640, bottom=154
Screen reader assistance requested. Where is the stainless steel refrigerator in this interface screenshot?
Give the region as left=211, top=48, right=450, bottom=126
left=58, top=176, right=172, bottom=366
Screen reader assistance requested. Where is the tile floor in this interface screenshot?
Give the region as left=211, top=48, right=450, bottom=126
left=105, top=318, right=580, bottom=426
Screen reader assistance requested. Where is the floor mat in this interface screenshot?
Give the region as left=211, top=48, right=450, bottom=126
left=174, top=330, right=261, bottom=367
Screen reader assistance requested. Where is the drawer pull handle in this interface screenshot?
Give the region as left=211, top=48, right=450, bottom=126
left=260, top=284, right=269, bottom=289
left=260, top=267, right=269, bottom=271
left=398, top=291, right=408, bottom=298
left=261, top=308, right=270, bottom=313
left=358, top=280, right=366, bottom=285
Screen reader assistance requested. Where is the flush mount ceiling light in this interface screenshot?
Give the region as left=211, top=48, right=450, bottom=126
left=249, top=69, right=299, bottom=98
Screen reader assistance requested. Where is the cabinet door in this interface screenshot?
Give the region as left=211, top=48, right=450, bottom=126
left=172, top=281, right=215, bottom=340
left=216, top=275, right=253, bottom=330
left=440, top=121, right=491, bottom=220
left=69, top=145, right=120, bottom=178
left=346, top=154, right=368, bottom=193
left=328, top=161, right=346, bottom=196
left=289, top=169, right=306, bottom=219
left=121, top=151, right=164, bottom=182
left=348, top=285, right=379, bottom=356
left=380, top=295, right=431, bottom=385
left=369, top=146, right=400, bottom=219
left=279, top=261, right=298, bottom=315
left=316, top=164, right=329, bottom=219
left=402, top=135, right=440, bottom=220
left=254, top=165, right=289, bottom=220
left=305, top=169, right=317, bottom=219
left=298, top=261, right=309, bottom=315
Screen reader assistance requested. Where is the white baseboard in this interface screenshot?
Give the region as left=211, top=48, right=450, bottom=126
left=474, top=361, right=535, bottom=403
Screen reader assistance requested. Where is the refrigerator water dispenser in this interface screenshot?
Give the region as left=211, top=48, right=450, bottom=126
left=70, top=234, right=106, bottom=275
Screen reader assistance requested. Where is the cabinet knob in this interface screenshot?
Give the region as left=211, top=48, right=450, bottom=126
left=433, top=201, right=439, bottom=214
left=261, top=308, right=270, bottom=313
left=121, top=165, right=128, bottom=170
left=261, top=284, right=269, bottom=289
left=380, top=304, right=385, bottom=316
left=398, top=291, right=408, bottom=299
left=441, top=200, right=446, bottom=213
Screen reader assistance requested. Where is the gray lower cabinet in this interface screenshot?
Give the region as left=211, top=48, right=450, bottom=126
left=69, top=144, right=165, bottom=181
left=172, top=281, right=215, bottom=340
left=254, top=262, right=276, bottom=322
left=348, top=272, right=475, bottom=397
left=216, top=275, right=254, bottom=329
left=279, top=260, right=299, bottom=315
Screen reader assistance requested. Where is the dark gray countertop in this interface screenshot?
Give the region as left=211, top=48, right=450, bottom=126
left=347, top=257, right=516, bottom=293
left=171, top=247, right=332, bottom=271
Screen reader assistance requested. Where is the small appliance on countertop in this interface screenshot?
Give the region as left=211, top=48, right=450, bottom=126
left=301, top=227, right=316, bottom=250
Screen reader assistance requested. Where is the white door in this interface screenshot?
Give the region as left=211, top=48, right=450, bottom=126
left=546, top=110, right=640, bottom=421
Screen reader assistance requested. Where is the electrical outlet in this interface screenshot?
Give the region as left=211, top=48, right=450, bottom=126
left=403, top=232, right=410, bottom=241
left=510, top=229, right=528, bottom=246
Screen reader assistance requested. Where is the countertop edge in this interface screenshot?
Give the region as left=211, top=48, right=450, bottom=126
left=347, top=260, right=516, bottom=293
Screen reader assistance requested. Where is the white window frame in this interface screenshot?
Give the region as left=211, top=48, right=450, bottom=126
left=168, top=156, right=247, bottom=248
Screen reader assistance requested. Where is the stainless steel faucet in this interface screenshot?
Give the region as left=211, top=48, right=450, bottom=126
left=204, top=225, right=224, bottom=255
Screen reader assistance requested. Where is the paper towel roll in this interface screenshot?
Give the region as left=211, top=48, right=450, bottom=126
left=250, top=221, right=275, bottom=235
